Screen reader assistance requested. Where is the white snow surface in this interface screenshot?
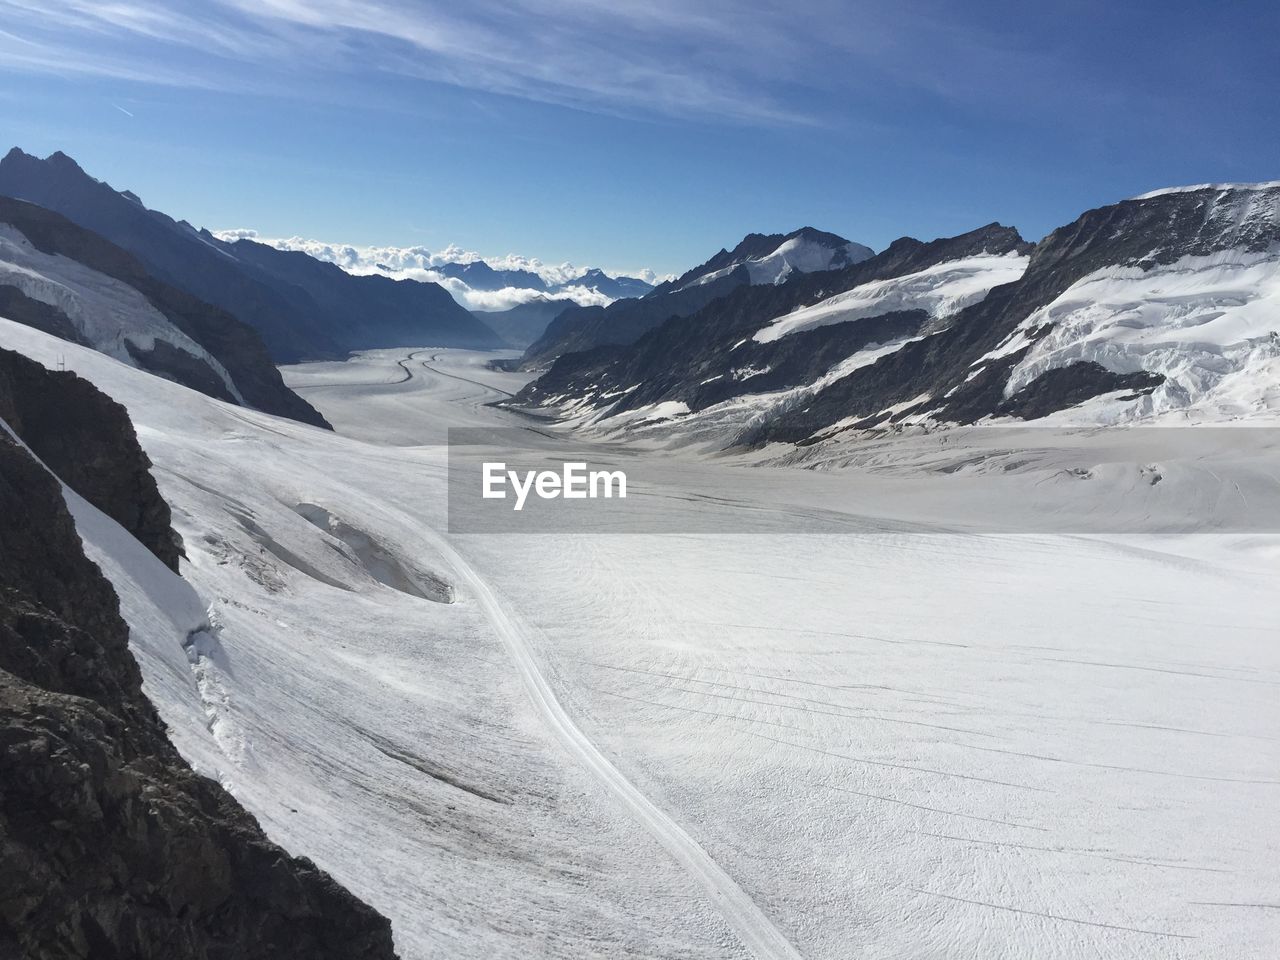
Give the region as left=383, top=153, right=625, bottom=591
left=681, top=235, right=874, bottom=291
left=1132, top=181, right=1280, bottom=200
left=3, top=317, right=1279, bottom=960
left=997, top=248, right=1280, bottom=422
left=754, top=252, right=1029, bottom=344
left=0, top=223, right=245, bottom=402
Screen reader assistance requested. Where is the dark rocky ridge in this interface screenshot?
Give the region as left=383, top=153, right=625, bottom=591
left=0, top=194, right=331, bottom=429
left=222, top=239, right=503, bottom=354
left=0, top=148, right=501, bottom=362
left=648, top=227, right=873, bottom=297
left=570, top=268, right=655, bottom=300
left=429, top=261, right=653, bottom=300
left=0, top=347, right=183, bottom=571
left=0, top=374, right=399, bottom=960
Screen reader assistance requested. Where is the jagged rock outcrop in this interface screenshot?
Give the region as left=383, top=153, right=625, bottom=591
left=0, top=379, right=399, bottom=960
left=0, top=347, right=183, bottom=572
left=0, top=284, right=86, bottom=345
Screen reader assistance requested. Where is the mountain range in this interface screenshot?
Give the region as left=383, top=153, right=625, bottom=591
left=0, top=149, right=503, bottom=362
left=3, top=145, right=1278, bottom=451
left=512, top=183, right=1280, bottom=445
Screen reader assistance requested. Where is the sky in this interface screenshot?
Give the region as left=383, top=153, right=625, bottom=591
left=1, top=0, right=1278, bottom=276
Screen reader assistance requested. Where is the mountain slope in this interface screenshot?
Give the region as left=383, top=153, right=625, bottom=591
left=517, top=227, right=871, bottom=370
left=0, top=346, right=183, bottom=570
left=513, top=184, right=1280, bottom=447
left=569, top=268, right=654, bottom=300
left=432, top=259, right=549, bottom=292
left=471, top=296, right=578, bottom=348
left=222, top=238, right=501, bottom=353
left=518, top=271, right=744, bottom=370
left=512, top=223, right=1029, bottom=426
left=0, top=149, right=500, bottom=361
left=0, top=355, right=397, bottom=960
left=0, top=195, right=330, bottom=428
left=755, top=181, right=1280, bottom=443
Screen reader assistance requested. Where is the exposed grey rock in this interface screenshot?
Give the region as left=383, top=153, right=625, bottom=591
left=515, top=224, right=1028, bottom=419
left=0, top=347, right=183, bottom=572
left=0, top=379, right=399, bottom=960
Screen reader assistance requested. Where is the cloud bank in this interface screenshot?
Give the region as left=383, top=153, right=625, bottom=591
left=217, top=230, right=662, bottom=312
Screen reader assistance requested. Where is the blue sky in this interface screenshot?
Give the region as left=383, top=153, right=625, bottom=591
left=1, top=0, right=1277, bottom=276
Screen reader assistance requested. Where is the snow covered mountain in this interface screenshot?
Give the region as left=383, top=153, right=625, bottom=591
left=518, top=227, right=874, bottom=370
left=512, top=183, right=1280, bottom=447
left=652, top=227, right=874, bottom=296
left=0, top=195, right=329, bottom=428
left=0, top=148, right=503, bottom=361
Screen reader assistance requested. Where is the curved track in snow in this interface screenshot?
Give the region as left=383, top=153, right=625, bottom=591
left=418, top=352, right=517, bottom=399
left=428, top=532, right=804, bottom=960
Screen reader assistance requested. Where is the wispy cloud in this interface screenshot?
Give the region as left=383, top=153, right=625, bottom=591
left=0, top=0, right=1077, bottom=127
left=0, top=0, right=1193, bottom=132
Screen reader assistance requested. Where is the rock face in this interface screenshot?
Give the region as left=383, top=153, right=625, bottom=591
left=0, top=283, right=87, bottom=346
left=0, top=377, right=399, bottom=960
left=0, top=148, right=502, bottom=361
left=0, top=347, right=182, bottom=572
left=0, top=194, right=331, bottom=430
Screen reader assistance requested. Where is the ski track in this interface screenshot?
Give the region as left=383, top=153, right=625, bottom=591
left=430, top=530, right=804, bottom=960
